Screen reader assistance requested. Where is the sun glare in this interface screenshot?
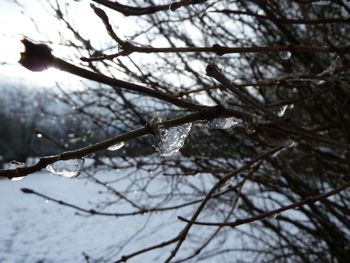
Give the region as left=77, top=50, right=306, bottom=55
left=0, top=1, right=103, bottom=89
left=0, top=38, right=80, bottom=88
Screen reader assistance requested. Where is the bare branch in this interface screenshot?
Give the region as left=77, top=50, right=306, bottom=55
left=178, top=179, right=350, bottom=228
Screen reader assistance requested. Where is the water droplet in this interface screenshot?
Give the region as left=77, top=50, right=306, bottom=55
left=46, top=159, right=84, bottom=178
left=279, top=51, right=291, bottom=60
left=207, top=117, right=241, bottom=129
left=277, top=105, right=288, bottom=117
left=155, top=123, right=192, bottom=157
left=107, top=142, right=125, bottom=151
left=36, top=133, right=43, bottom=138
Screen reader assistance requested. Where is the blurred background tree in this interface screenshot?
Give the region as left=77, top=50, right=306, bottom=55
left=1, top=0, right=350, bottom=262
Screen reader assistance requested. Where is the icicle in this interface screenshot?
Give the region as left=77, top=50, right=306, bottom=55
left=46, top=159, right=84, bottom=178
left=107, top=142, right=125, bottom=151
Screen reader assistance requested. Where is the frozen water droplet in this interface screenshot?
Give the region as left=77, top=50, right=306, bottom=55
left=8, top=160, right=25, bottom=169
left=207, top=117, right=241, bottom=129
left=46, top=159, right=84, bottom=178
left=45, top=199, right=49, bottom=204
left=311, top=79, right=326, bottom=85
left=36, top=133, right=43, bottom=138
left=279, top=51, right=291, bottom=60
left=156, top=123, right=192, bottom=157
left=107, top=142, right=125, bottom=151
left=284, top=139, right=297, bottom=148
left=246, top=127, right=256, bottom=135
left=277, top=105, right=288, bottom=117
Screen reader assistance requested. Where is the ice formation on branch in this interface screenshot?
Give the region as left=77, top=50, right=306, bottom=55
left=279, top=51, right=292, bottom=60
left=8, top=161, right=25, bottom=181
left=277, top=105, right=288, bottom=117
left=46, top=159, right=84, bottom=178
left=272, top=139, right=297, bottom=158
left=150, top=117, right=192, bottom=156
left=107, top=142, right=125, bottom=151
left=207, top=117, right=241, bottom=129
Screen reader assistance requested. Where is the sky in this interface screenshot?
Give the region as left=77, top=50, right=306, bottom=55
left=0, top=0, right=65, bottom=87
left=0, top=0, right=126, bottom=88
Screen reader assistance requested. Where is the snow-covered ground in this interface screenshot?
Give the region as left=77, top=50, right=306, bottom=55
left=0, top=171, right=183, bottom=263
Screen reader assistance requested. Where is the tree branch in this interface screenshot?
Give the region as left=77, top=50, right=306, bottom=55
left=164, top=143, right=285, bottom=262
left=178, top=178, right=350, bottom=228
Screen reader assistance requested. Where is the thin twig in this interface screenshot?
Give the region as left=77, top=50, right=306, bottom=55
left=178, top=179, right=350, bottom=227
left=164, top=144, right=285, bottom=262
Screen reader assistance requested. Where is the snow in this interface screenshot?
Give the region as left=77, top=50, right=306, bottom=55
left=0, top=171, right=181, bottom=262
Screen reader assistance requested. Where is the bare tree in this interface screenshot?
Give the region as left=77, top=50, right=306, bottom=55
left=1, top=0, right=350, bottom=262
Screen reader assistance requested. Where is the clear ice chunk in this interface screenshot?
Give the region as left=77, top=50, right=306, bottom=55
left=207, top=117, right=241, bottom=129
left=107, top=142, right=125, bottom=151
left=156, top=123, right=192, bottom=157
left=46, top=159, right=84, bottom=178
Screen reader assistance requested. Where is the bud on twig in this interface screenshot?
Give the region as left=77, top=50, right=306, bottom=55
left=19, top=38, right=53, bottom=72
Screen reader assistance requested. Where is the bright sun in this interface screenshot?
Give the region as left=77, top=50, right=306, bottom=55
left=0, top=0, right=105, bottom=89
left=0, top=38, right=80, bottom=88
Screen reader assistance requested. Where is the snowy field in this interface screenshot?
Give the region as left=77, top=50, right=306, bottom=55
left=0, top=171, right=184, bottom=263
